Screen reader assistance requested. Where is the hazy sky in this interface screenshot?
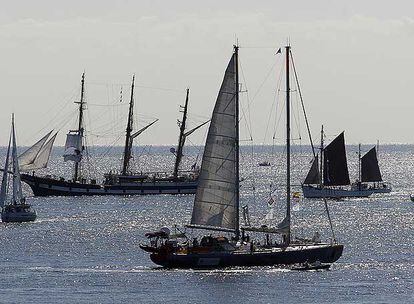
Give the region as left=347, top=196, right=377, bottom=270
left=1, top=0, right=414, bottom=147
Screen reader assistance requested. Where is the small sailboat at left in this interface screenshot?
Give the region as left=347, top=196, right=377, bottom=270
left=1, top=114, right=37, bottom=223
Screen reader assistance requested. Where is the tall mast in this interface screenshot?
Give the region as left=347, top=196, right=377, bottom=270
left=173, top=89, right=189, bottom=179
left=358, top=143, right=362, bottom=187
left=319, top=125, right=324, bottom=187
left=122, top=75, right=135, bottom=175
left=285, top=45, right=291, bottom=245
left=74, top=72, right=85, bottom=182
left=234, top=44, right=240, bottom=239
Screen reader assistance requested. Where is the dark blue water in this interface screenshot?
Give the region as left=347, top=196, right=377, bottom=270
left=0, top=145, right=413, bottom=303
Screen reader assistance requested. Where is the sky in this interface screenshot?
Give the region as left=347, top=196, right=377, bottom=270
left=1, top=0, right=414, bottom=147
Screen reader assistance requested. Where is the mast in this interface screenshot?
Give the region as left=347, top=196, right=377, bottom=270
left=122, top=75, right=135, bottom=175
left=358, top=143, right=362, bottom=183
left=319, top=125, right=324, bottom=187
left=74, top=72, right=85, bottom=182
left=173, top=89, right=189, bottom=179
left=285, top=45, right=291, bottom=245
left=234, top=44, right=240, bottom=240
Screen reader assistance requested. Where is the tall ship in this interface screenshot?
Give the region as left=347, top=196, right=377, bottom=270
left=1, top=115, right=37, bottom=223
left=140, top=45, right=343, bottom=268
left=302, top=127, right=374, bottom=198
left=20, top=74, right=207, bottom=196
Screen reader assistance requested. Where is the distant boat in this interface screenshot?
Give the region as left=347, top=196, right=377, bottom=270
left=302, top=127, right=374, bottom=199
left=258, top=161, right=271, bottom=167
left=350, top=144, right=391, bottom=194
left=20, top=74, right=207, bottom=196
left=1, top=114, right=36, bottom=223
left=140, top=45, right=343, bottom=268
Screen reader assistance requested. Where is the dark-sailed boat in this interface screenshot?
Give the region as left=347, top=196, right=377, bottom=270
left=21, top=74, right=206, bottom=196
left=140, top=45, right=343, bottom=269
left=302, top=127, right=374, bottom=198
left=1, top=115, right=37, bottom=223
left=351, top=145, right=391, bottom=194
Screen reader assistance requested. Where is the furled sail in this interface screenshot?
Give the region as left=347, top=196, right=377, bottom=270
left=63, top=131, right=82, bottom=162
left=0, top=136, right=11, bottom=207
left=361, top=147, right=382, bottom=182
left=303, top=155, right=320, bottom=184
left=323, top=132, right=350, bottom=186
left=19, top=130, right=55, bottom=171
left=190, top=53, right=238, bottom=232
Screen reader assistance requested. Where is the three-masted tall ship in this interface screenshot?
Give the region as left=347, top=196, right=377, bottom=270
left=302, top=127, right=374, bottom=198
left=140, top=45, right=343, bottom=268
left=20, top=74, right=206, bottom=196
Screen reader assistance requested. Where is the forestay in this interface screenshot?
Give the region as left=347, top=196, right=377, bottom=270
left=190, top=53, right=238, bottom=232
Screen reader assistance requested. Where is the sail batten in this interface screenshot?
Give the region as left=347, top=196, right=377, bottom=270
left=190, top=52, right=238, bottom=232
left=361, top=147, right=382, bottom=182
left=323, top=132, right=350, bottom=186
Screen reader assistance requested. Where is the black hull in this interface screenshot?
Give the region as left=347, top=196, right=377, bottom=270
left=149, top=244, right=343, bottom=269
left=21, top=174, right=198, bottom=197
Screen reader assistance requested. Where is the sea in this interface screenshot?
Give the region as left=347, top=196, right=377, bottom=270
left=0, top=145, right=412, bottom=304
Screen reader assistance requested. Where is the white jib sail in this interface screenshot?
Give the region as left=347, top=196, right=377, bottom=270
left=23, top=133, right=57, bottom=171
left=19, top=130, right=53, bottom=171
left=11, top=117, right=24, bottom=203
left=190, top=53, right=238, bottom=231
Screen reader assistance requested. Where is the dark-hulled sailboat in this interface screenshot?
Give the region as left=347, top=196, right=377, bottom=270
left=351, top=145, right=391, bottom=194
left=20, top=74, right=205, bottom=196
left=302, top=127, right=374, bottom=198
left=140, top=45, right=343, bottom=269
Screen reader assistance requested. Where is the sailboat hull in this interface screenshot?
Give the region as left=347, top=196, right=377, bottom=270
left=21, top=174, right=198, bottom=196
left=302, top=185, right=373, bottom=198
left=1, top=210, right=36, bottom=223
left=149, top=244, right=343, bottom=269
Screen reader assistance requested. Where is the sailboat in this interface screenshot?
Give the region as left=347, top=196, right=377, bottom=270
left=140, top=45, right=343, bottom=268
left=1, top=115, right=37, bottom=223
left=20, top=74, right=206, bottom=196
left=350, top=144, right=391, bottom=194
left=302, top=127, right=374, bottom=198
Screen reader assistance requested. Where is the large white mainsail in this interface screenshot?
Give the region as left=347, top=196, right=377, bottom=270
left=0, top=136, right=11, bottom=207
left=11, top=116, right=24, bottom=203
left=190, top=51, right=238, bottom=232
left=19, top=130, right=55, bottom=171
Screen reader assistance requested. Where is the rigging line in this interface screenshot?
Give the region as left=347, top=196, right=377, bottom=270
left=271, top=59, right=285, bottom=142
left=238, top=59, right=253, bottom=140
left=238, top=57, right=253, bottom=141
left=88, top=82, right=184, bottom=93
left=290, top=50, right=315, bottom=157
left=249, top=56, right=280, bottom=105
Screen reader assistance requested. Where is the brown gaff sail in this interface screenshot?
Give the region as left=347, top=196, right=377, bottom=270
left=323, top=132, right=350, bottom=186
left=361, top=147, right=382, bottom=182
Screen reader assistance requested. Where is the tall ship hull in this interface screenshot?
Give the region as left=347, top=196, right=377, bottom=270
left=21, top=174, right=197, bottom=196
left=302, top=184, right=373, bottom=198
left=149, top=244, right=343, bottom=269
